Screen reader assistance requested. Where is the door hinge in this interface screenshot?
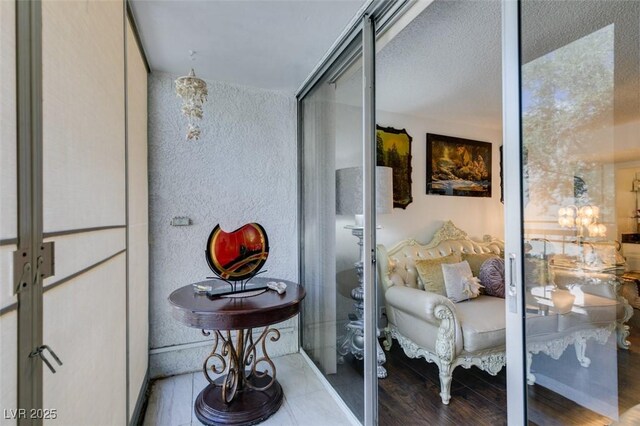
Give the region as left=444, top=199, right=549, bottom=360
left=36, top=241, right=55, bottom=280
left=13, top=248, right=31, bottom=294
left=13, top=241, right=55, bottom=294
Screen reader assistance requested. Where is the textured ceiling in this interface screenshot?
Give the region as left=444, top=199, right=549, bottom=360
left=130, top=0, right=365, bottom=92
left=370, top=0, right=640, bottom=143
left=375, top=0, right=502, bottom=130
left=133, top=0, right=640, bottom=162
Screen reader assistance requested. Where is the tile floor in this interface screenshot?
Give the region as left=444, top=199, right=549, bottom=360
left=142, top=353, right=356, bottom=426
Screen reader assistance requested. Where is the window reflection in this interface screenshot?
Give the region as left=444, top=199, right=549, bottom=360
left=522, top=22, right=624, bottom=420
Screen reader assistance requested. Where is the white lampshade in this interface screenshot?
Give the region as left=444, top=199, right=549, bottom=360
left=336, top=166, right=393, bottom=215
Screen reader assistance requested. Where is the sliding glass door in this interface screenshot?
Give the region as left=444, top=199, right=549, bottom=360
left=299, top=27, right=368, bottom=424
left=506, top=0, right=640, bottom=423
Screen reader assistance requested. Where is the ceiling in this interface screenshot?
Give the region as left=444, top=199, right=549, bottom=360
left=375, top=0, right=502, bottom=130
left=132, top=0, right=640, bottom=162
left=130, top=0, right=366, bottom=93
left=334, top=0, right=503, bottom=130
left=372, top=0, right=640, bottom=163
left=373, top=0, right=637, bottom=128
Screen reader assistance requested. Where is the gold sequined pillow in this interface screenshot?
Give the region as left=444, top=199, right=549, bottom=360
left=461, top=253, right=499, bottom=277
left=415, top=253, right=462, bottom=296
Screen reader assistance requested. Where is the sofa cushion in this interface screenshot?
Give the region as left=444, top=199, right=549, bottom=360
left=442, top=261, right=482, bottom=302
left=415, top=253, right=462, bottom=296
left=455, top=295, right=506, bottom=352
left=462, top=253, right=499, bottom=276
left=479, top=258, right=506, bottom=298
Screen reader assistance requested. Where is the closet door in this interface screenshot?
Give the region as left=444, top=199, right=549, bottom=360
left=41, top=1, right=127, bottom=423
left=0, top=0, right=18, bottom=423
left=126, top=16, right=149, bottom=422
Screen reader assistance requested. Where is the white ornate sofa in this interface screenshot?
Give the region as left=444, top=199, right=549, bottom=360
left=377, top=221, right=625, bottom=404
left=376, top=221, right=505, bottom=404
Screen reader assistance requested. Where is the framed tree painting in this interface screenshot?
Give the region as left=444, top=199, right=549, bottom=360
left=376, top=125, right=412, bottom=209
left=426, top=133, right=491, bottom=197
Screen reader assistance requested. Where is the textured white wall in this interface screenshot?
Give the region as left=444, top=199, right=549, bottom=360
left=148, top=73, right=298, bottom=377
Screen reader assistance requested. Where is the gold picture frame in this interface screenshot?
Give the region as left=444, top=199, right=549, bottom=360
left=426, top=133, right=492, bottom=197
left=376, top=125, right=413, bottom=209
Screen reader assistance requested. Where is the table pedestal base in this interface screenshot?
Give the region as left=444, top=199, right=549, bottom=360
left=195, top=374, right=283, bottom=426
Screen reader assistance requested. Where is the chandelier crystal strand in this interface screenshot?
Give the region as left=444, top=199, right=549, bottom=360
left=175, top=68, right=208, bottom=140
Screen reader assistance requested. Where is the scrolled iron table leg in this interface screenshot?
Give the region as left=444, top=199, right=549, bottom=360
left=195, top=327, right=283, bottom=425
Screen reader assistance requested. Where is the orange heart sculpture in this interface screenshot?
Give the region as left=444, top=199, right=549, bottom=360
left=205, top=223, right=269, bottom=281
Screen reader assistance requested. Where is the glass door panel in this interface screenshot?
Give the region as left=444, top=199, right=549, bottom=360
left=41, top=1, right=127, bottom=423
left=300, top=33, right=366, bottom=422
left=520, top=1, right=640, bottom=423
left=0, top=0, right=18, bottom=422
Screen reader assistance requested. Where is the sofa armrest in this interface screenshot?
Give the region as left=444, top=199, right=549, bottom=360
left=385, top=286, right=462, bottom=360
left=385, top=286, right=453, bottom=324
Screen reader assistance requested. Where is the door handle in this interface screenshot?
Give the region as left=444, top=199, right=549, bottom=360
left=29, top=345, right=63, bottom=373
left=508, top=253, right=518, bottom=314
left=508, top=253, right=517, bottom=296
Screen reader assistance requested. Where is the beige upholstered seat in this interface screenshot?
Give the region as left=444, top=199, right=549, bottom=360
left=455, top=296, right=506, bottom=352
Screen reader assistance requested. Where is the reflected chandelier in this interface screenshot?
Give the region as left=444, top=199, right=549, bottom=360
left=175, top=66, right=208, bottom=141
left=557, top=205, right=606, bottom=238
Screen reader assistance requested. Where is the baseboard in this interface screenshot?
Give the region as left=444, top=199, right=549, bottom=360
left=299, top=348, right=361, bottom=426
left=129, top=368, right=150, bottom=426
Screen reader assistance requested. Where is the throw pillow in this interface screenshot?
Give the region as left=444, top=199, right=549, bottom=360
left=479, top=257, right=505, bottom=298
left=415, top=253, right=462, bottom=296
left=442, top=261, right=483, bottom=303
left=461, top=252, right=499, bottom=276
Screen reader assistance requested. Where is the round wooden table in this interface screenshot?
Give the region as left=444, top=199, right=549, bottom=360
left=169, top=278, right=305, bottom=425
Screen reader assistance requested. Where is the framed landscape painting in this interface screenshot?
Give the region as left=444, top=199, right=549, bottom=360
left=426, top=133, right=492, bottom=197
left=376, top=125, right=413, bottom=209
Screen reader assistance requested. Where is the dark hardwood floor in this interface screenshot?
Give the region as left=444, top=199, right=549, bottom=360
left=328, top=320, right=640, bottom=425
left=379, top=341, right=507, bottom=425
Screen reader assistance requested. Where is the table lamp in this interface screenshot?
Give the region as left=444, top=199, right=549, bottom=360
left=335, top=166, right=393, bottom=378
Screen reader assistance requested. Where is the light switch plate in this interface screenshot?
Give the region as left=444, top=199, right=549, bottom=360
left=171, top=216, right=192, bottom=226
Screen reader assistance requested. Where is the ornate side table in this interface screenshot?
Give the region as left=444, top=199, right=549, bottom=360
left=169, top=278, right=305, bottom=425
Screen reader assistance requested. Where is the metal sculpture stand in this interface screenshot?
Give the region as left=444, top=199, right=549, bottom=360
left=337, top=226, right=387, bottom=379
left=195, top=327, right=283, bottom=425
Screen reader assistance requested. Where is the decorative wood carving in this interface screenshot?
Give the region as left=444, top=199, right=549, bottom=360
left=386, top=324, right=505, bottom=405
left=426, top=221, right=470, bottom=248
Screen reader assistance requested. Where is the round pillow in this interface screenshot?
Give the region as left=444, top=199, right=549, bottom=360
left=479, top=257, right=505, bottom=298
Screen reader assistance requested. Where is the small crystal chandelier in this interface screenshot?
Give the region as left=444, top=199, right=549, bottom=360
left=175, top=51, right=207, bottom=140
